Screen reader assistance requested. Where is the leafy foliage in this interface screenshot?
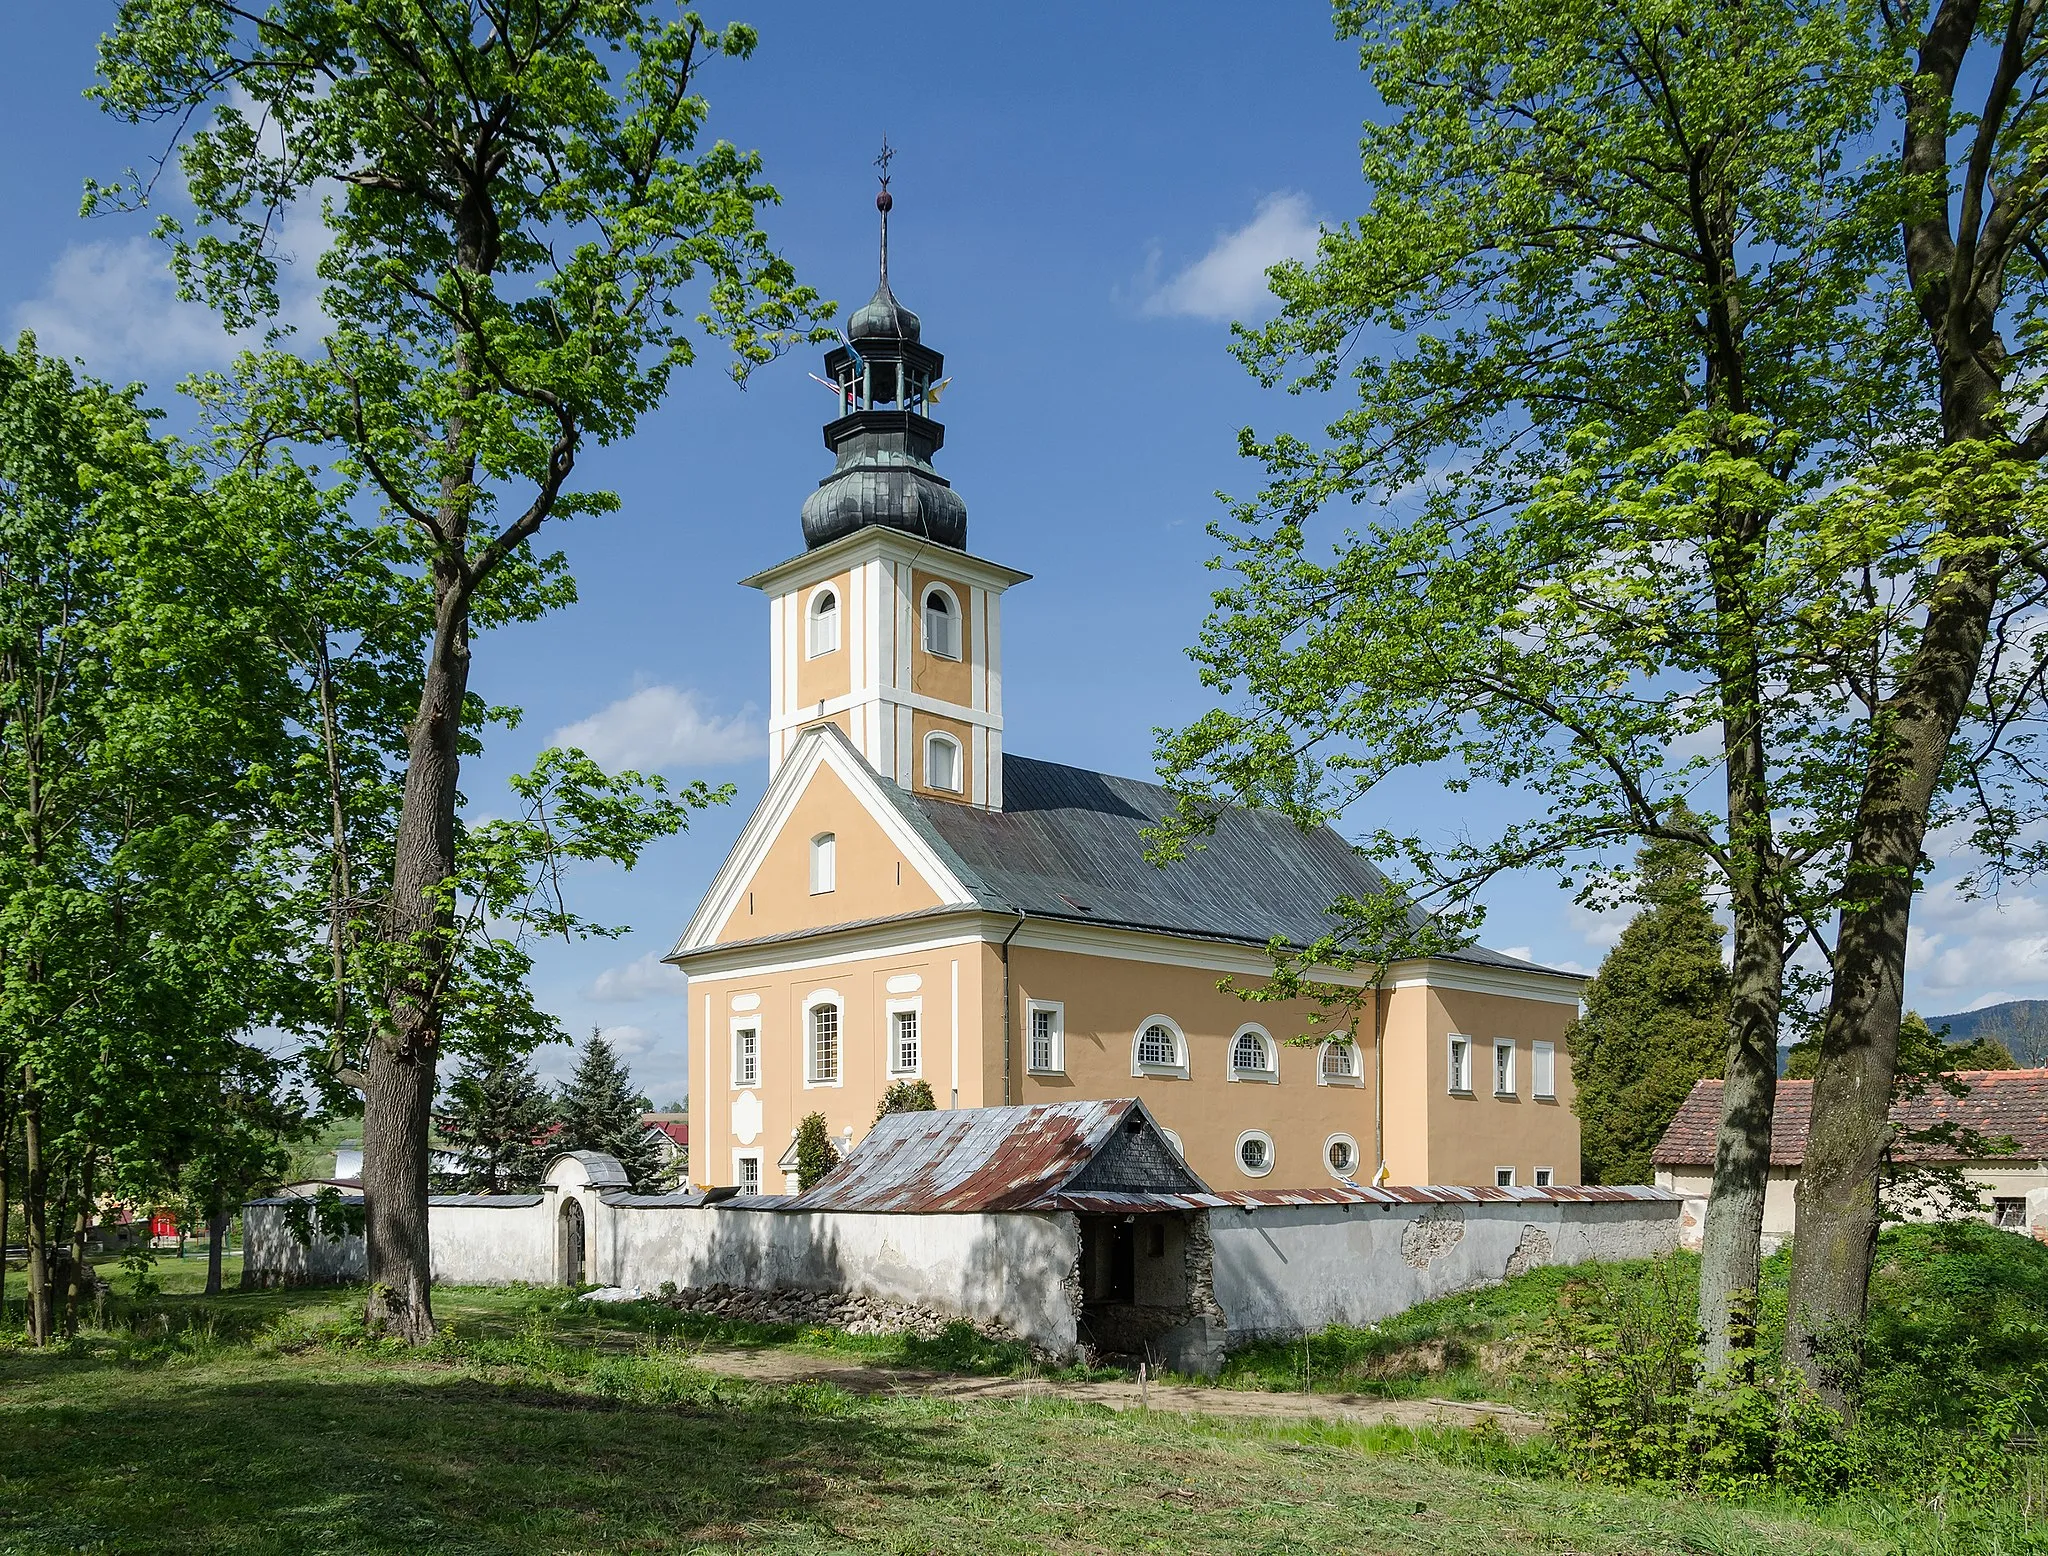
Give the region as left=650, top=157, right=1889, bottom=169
left=875, top=1079, right=937, bottom=1123
left=793, top=1112, right=839, bottom=1192
left=555, top=1032, right=665, bottom=1193
left=1568, top=836, right=1730, bottom=1185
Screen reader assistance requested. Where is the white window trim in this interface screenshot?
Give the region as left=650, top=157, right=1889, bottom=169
left=1532, top=1040, right=1557, bottom=1100
left=920, top=580, right=964, bottom=660
left=1494, top=1165, right=1516, bottom=1187
left=1533, top=1166, right=1554, bottom=1188
left=1323, top=1132, right=1362, bottom=1181
left=729, top=1016, right=760, bottom=1089
left=805, top=586, right=839, bottom=658
left=1227, top=1023, right=1278, bottom=1082
left=1316, top=1035, right=1364, bottom=1088
left=886, top=995, right=923, bottom=1077
left=1494, top=1038, right=1518, bottom=1098
left=1130, top=1014, right=1189, bottom=1079
left=1235, top=1128, right=1276, bottom=1179
left=1447, top=1033, right=1474, bottom=1095
left=733, top=1150, right=763, bottom=1194
left=810, top=832, right=836, bottom=895
left=1024, top=998, right=1066, bottom=1075
left=923, top=731, right=963, bottom=793
left=1161, top=1126, right=1186, bottom=1159
left=802, top=988, right=845, bottom=1089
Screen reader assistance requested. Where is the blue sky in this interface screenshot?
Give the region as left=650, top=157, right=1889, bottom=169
left=5, top=6, right=2041, bottom=1106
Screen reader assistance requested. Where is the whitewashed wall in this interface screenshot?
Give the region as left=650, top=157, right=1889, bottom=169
left=1207, top=1196, right=1684, bottom=1340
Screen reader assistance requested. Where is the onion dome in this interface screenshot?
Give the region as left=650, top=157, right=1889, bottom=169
left=799, top=169, right=966, bottom=551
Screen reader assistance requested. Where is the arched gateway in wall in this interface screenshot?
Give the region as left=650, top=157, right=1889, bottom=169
left=557, top=1196, right=585, bottom=1286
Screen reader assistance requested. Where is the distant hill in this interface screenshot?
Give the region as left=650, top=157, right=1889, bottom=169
left=1927, top=1001, right=2048, bottom=1068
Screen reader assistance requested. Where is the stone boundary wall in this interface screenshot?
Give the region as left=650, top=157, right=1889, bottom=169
left=243, top=1155, right=1684, bottom=1368
left=1206, top=1195, right=1684, bottom=1341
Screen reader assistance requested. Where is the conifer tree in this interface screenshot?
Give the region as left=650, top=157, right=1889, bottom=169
left=793, top=1111, right=840, bottom=1192
left=554, top=1032, right=663, bottom=1192
left=1568, top=837, right=1731, bottom=1185
left=438, top=1055, right=556, bottom=1194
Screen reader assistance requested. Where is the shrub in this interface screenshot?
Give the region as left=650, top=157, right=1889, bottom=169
left=794, top=1111, right=839, bottom=1190
left=876, top=1079, right=937, bottom=1121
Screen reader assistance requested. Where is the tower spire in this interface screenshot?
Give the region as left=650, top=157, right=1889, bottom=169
left=874, top=135, right=895, bottom=289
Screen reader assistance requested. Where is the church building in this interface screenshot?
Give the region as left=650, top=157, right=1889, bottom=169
left=668, top=185, right=1588, bottom=1195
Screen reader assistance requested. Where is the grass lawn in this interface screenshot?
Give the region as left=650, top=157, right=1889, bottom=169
left=0, top=1323, right=1984, bottom=1556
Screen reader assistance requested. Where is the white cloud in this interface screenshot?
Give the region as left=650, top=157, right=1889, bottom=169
left=584, top=950, right=679, bottom=1003
left=13, top=236, right=235, bottom=374
left=1141, top=192, right=1323, bottom=322
left=551, top=684, right=760, bottom=771
left=1500, top=946, right=1593, bottom=975
left=1568, top=901, right=1632, bottom=954
left=597, top=1023, right=656, bottom=1058
left=1906, top=880, right=2048, bottom=1006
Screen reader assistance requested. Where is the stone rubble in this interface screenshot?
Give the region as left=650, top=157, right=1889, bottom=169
left=653, top=1281, right=1021, bottom=1343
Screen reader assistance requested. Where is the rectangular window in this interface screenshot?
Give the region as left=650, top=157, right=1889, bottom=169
left=808, top=1003, right=840, bottom=1085
left=1532, top=1041, right=1556, bottom=1099
left=737, top=1154, right=761, bottom=1195
left=732, top=1024, right=758, bottom=1088
left=1026, top=1001, right=1065, bottom=1074
left=1447, top=1034, right=1472, bottom=1094
left=1534, top=1166, right=1553, bottom=1188
left=891, top=1007, right=920, bottom=1074
left=810, top=833, right=836, bottom=894
left=1494, top=1039, right=1517, bottom=1097
left=1495, top=1166, right=1515, bottom=1188
left=1994, top=1197, right=2026, bottom=1229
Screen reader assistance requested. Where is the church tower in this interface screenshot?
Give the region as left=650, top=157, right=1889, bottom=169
left=742, top=158, right=1026, bottom=809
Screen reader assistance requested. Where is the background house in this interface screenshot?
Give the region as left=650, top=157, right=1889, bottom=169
left=1653, top=1070, right=2048, bottom=1237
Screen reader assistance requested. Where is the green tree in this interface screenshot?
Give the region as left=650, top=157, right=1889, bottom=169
left=0, top=338, right=304, bottom=1342
left=1568, top=839, right=1730, bottom=1186
left=875, top=1079, right=937, bottom=1123
left=793, top=1111, right=839, bottom=1192
left=555, top=1032, right=663, bottom=1192
left=1154, top=0, right=1912, bottom=1371
left=1786, top=1012, right=2015, bottom=1079
left=1786, top=0, right=2048, bottom=1395
left=92, top=2, right=828, bottom=1340
left=437, top=1054, right=556, bottom=1194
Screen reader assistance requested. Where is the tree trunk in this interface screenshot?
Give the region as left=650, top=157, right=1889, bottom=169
left=62, top=1152, right=92, bottom=1338
left=0, top=1087, right=12, bottom=1332
left=1696, top=898, right=1784, bottom=1373
left=1786, top=553, right=1997, bottom=1405
left=362, top=585, right=470, bottom=1344
left=205, top=1206, right=228, bottom=1296
left=21, top=1075, right=49, bottom=1346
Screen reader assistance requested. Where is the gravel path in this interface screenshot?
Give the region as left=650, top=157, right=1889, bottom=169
left=681, top=1343, right=1545, bottom=1437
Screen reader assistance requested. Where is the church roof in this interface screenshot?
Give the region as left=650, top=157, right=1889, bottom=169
left=880, top=747, right=1570, bottom=977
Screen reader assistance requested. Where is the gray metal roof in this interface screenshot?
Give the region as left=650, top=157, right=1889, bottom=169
left=552, top=1150, right=632, bottom=1188
left=875, top=749, right=1570, bottom=976
left=782, top=1098, right=1207, bottom=1213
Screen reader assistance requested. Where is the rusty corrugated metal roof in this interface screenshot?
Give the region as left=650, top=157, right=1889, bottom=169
left=1046, top=1183, right=1681, bottom=1213
left=780, top=1097, right=1206, bottom=1213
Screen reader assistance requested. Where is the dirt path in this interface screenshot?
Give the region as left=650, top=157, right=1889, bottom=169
left=681, top=1343, right=1545, bottom=1437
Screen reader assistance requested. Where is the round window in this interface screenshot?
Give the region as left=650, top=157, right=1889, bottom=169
left=1235, top=1130, right=1275, bottom=1177
left=1326, top=1135, right=1359, bottom=1176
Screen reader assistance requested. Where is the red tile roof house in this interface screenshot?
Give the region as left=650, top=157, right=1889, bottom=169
left=1652, top=1070, right=2048, bottom=1248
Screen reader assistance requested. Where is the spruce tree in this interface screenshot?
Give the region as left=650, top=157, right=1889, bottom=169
left=438, top=1055, right=557, bottom=1193
left=1567, top=836, right=1731, bottom=1185
left=555, top=1031, right=665, bottom=1191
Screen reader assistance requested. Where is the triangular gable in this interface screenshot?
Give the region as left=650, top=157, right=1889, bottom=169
left=672, top=723, right=979, bottom=955
left=1060, top=1100, right=1209, bottom=1197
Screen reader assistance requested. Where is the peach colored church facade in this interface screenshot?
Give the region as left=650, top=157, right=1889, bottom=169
left=668, top=529, right=1588, bottom=1196
left=668, top=223, right=1586, bottom=1196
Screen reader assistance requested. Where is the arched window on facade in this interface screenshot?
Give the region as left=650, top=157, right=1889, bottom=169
left=807, top=587, right=839, bottom=657
left=808, top=1000, right=841, bottom=1085
left=810, top=832, right=836, bottom=894
left=924, top=732, right=962, bottom=793
left=1132, top=1017, right=1188, bottom=1078
left=1230, top=1025, right=1275, bottom=1079
left=1318, top=1036, right=1362, bottom=1085
left=923, top=586, right=960, bottom=658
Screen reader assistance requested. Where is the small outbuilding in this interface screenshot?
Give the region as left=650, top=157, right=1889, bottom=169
left=1653, top=1070, right=2048, bottom=1240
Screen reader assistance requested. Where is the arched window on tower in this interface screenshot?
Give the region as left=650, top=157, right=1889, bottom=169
left=924, top=733, right=962, bottom=793
left=807, top=588, right=839, bottom=657
left=923, top=587, right=960, bottom=659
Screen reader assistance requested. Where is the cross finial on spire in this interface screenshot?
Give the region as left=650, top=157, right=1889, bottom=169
left=874, top=135, right=895, bottom=288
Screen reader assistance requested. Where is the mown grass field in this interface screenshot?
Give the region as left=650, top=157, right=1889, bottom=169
left=0, top=1230, right=2041, bottom=1554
